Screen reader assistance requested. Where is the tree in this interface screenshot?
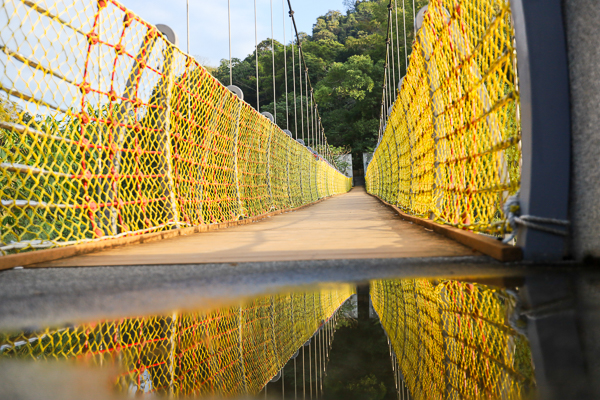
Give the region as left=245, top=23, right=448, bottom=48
left=211, top=0, right=429, bottom=168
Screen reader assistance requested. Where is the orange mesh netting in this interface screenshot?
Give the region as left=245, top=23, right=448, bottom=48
left=0, top=285, right=354, bottom=397
left=0, top=0, right=352, bottom=256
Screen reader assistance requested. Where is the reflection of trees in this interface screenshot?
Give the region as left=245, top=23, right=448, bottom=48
left=323, top=318, right=397, bottom=400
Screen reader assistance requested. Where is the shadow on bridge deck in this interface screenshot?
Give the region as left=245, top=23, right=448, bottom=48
left=35, top=186, right=477, bottom=268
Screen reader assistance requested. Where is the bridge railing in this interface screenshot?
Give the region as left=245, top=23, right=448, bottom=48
left=367, top=0, right=521, bottom=238
left=0, top=0, right=351, bottom=256
left=371, top=278, right=536, bottom=399
left=0, top=285, right=354, bottom=396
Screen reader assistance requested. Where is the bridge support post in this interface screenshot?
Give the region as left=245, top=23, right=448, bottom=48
left=510, top=0, right=571, bottom=261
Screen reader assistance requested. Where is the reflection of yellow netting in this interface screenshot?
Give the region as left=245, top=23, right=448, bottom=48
left=366, top=0, right=521, bottom=236
left=0, top=285, right=354, bottom=397
left=371, top=279, right=535, bottom=399
left=0, top=0, right=351, bottom=256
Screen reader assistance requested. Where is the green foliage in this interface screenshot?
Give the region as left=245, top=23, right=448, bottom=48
left=212, top=0, right=429, bottom=163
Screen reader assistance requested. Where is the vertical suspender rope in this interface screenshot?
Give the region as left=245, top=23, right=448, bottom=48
left=291, top=23, right=298, bottom=138
left=302, top=343, right=306, bottom=400
left=389, top=5, right=396, bottom=100
left=312, top=98, right=316, bottom=151
left=319, top=327, right=323, bottom=395
left=288, top=3, right=319, bottom=152
left=388, top=41, right=394, bottom=106
left=286, top=0, right=338, bottom=170
left=310, top=95, right=313, bottom=148
left=271, top=0, right=277, bottom=123
left=255, top=0, right=260, bottom=111
left=309, top=340, right=313, bottom=400
left=402, top=0, right=408, bottom=72
left=228, top=0, right=232, bottom=85
left=299, top=40, right=304, bottom=141
left=314, top=333, right=319, bottom=399
left=412, top=0, right=416, bottom=34
left=305, top=71, right=309, bottom=145
left=402, top=0, right=408, bottom=74
left=186, top=0, right=189, bottom=53
left=282, top=0, right=289, bottom=130
left=395, top=0, right=402, bottom=80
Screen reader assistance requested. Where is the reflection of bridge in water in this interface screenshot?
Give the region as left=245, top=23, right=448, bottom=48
left=0, top=280, right=534, bottom=399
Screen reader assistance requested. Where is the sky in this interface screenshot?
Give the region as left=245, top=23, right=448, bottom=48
left=118, top=0, right=348, bottom=67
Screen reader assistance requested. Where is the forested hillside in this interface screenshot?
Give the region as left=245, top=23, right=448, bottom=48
left=211, top=0, right=427, bottom=164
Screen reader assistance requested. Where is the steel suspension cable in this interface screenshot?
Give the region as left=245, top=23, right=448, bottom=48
left=390, top=30, right=396, bottom=102
left=282, top=0, right=289, bottom=130
left=402, top=0, right=408, bottom=75
left=255, top=0, right=260, bottom=111
left=388, top=3, right=396, bottom=99
left=412, top=0, right=416, bottom=34
left=302, top=345, right=306, bottom=399
left=271, top=0, right=277, bottom=123
left=299, top=40, right=304, bottom=141
left=388, top=40, right=393, bottom=107
left=291, top=23, right=298, bottom=138
left=312, top=100, right=318, bottom=151
left=305, top=70, right=309, bottom=145
left=379, top=2, right=394, bottom=140
left=314, top=333, right=319, bottom=399
left=309, top=341, right=312, bottom=399
left=228, top=0, right=232, bottom=85
left=186, top=0, right=189, bottom=53
left=395, top=0, right=402, bottom=80
left=310, top=95, right=314, bottom=148
left=320, top=327, right=324, bottom=395
left=286, top=0, right=336, bottom=164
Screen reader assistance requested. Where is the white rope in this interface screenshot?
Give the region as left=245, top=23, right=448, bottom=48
left=402, top=0, right=408, bottom=73
left=299, top=42, right=304, bottom=141
left=502, top=192, right=570, bottom=243
left=291, top=22, right=298, bottom=139
left=271, top=0, right=277, bottom=123
left=282, top=0, right=289, bottom=130
left=255, top=0, right=259, bottom=111
left=228, top=0, right=232, bottom=85
left=412, top=0, right=416, bottom=34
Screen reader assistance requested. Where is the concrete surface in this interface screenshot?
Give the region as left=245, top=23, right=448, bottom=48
left=0, top=255, right=522, bottom=331
left=564, top=0, right=600, bottom=259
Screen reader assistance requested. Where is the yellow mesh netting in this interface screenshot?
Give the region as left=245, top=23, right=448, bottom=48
left=0, top=0, right=352, bottom=256
left=366, top=0, right=521, bottom=236
left=0, top=285, right=354, bottom=397
left=371, top=279, right=535, bottom=399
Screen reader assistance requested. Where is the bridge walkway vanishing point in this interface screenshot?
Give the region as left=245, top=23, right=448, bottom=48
left=32, top=186, right=478, bottom=268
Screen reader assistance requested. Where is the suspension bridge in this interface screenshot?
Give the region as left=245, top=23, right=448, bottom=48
left=0, top=0, right=594, bottom=399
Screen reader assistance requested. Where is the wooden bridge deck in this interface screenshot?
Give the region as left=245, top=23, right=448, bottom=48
left=36, top=187, right=476, bottom=268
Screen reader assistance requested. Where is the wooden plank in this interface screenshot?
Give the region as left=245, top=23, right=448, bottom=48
left=0, top=195, right=340, bottom=271
left=367, top=193, right=523, bottom=262
left=26, top=187, right=478, bottom=268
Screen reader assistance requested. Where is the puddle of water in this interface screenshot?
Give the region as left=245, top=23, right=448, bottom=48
left=0, top=279, right=534, bottom=399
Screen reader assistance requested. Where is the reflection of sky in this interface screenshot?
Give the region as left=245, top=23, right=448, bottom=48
left=118, top=0, right=347, bottom=67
